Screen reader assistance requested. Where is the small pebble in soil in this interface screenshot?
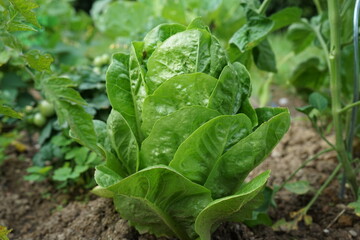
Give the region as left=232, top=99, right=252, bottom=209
left=349, top=229, right=358, bottom=237
left=323, top=229, right=330, bottom=234
left=278, top=97, right=289, bottom=106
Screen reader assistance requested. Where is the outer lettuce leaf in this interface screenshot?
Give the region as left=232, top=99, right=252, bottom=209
left=107, top=166, right=213, bottom=240
left=204, top=110, right=290, bottom=198
left=94, top=164, right=122, bottom=190
left=93, top=119, right=128, bottom=182
left=141, top=73, right=218, bottom=135
left=195, top=171, right=270, bottom=240
left=107, top=110, right=139, bottom=175
left=145, top=28, right=227, bottom=93
left=140, top=106, right=220, bottom=169
left=170, top=114, right=252, bottom=184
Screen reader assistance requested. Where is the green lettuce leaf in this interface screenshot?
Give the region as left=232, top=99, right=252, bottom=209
left=108, top=166, right=213, bottom=240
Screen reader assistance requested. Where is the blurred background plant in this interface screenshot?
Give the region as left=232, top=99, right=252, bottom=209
left=0, top=0, right=308, bottom=190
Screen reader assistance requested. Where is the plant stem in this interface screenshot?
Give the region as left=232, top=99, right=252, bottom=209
left=313, top=0, right=323, bottom=14
left=303, top=163, right=342, bottom=214
left=258, top=0, right=271, bottom=15
left=311, top=121, right=336, bottom=149
left=346, top=0, right=360, bottom=156
left=327, top=0, right=358, bottom=195
left=304, top=163, right=342, bottom=214
left=24, top=66, right=36, bottom=80
left=339, top=100, right=360, bottom=114
left=277, top=148, right=334, bottom=192
left=303, top=19, right=330, bottom=70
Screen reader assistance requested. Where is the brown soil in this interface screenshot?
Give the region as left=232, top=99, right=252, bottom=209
left=1, top=119, right=360, bottom=240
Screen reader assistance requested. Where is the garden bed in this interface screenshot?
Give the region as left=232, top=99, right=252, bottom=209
left=1, top=119, right=359, bottom=240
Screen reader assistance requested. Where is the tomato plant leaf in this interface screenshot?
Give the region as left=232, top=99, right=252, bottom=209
left=9, top=0, right=41, bottom=28
left=0, top=105, right=22, bottom=119
left=290, top=57, right=326, bottom=90
left=252, top=38, right=277, bottom=73
left=284, top=181, right=312, bottom=195
left=24, top=49, right=53, bottom=72
left=309, top=92, right=328, bottom=111
left=287, top=21, right=315, bottom=54
left=229, top=10, right=274, bottom=52
left=270, top=7, right=302, bottom=32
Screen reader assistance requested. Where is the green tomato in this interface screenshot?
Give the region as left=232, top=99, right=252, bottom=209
left=39, top=100, right=55, bottom=117
left=93, top=56, right=103, bottom=66
left=33, top=112, right=46, bottom=127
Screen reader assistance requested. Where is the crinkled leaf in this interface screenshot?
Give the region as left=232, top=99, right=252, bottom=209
left=146, top=28, right=227, bottom=93
left=9, top=0, right=40, bottom=27
left=144, top=23, right=186, bottom=56
left=187, top=17, right=209, bottom=31
left=94, top=164, right=122, bottom=189
left=8, top=21, right=37, bottom=31
left=204, top=110, right=290, bottom=198
left=93, top=120, right=110, bottom=154
left=106, top=53, right=143, bottom=142
left=44, top=78, right=86, bottom=105
left=208, top=63, right=250, bottom=114
left=24, top=49, right=53, bottom=72
left=195, top=171, right=270, bottom=240
left=170, top=114, right=252, bottom=184
left=141, top=73, right=218, bottom=135
left=140, top=106, right=220, bottom=169
left=129, top=42, right=147, bottom=126
left=107, top=166, right=213, bottom=240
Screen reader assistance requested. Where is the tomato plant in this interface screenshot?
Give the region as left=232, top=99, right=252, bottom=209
left=38, top=100, right=54, bottom=117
